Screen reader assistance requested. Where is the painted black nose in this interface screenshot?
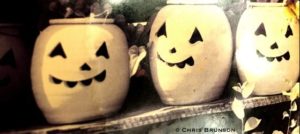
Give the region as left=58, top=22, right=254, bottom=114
left=170, top=47, right=176, bottom=53
left=270, top=42, right=279, bottom=50
left=80, top=63, right=91, bottom=71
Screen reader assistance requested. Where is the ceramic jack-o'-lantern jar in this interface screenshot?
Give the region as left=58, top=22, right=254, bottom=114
left=0, top=24, right=29, bottom=104
left=149, top=0, right=233, bottom=105
left=235, top=1, right=299, bottom=95
left=31, top=18, right=146, bottom=124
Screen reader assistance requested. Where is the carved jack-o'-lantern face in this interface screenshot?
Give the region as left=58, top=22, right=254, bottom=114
left=41, top=29, right=115, bottom=92
left=48, top=42, right=108, bottom=88
left=254, top=23, right=292, bottom=62
left=0, top=32, right=29, bottom=102
left=31, top=19, right=130, bottom=124
left=156, top=22, right=199, bottom=68
left=149, top=5, right=232, bottom=105
left=236, top=6, right=299, bottom=95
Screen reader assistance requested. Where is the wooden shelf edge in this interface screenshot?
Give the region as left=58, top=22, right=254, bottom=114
left=15, top=95, right=289, bottom=134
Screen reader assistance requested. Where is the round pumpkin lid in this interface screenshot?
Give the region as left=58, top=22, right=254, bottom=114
left=167, top=0, right=218, bottom=5
left=49, top=18, right=114, bottom=25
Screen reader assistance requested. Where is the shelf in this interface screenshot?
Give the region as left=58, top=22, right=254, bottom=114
left=15, top=95, right=289, bottom=134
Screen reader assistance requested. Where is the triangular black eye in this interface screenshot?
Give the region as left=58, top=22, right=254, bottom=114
left=255, top=23, right=266, bottom=36
left=0, top=49, right=16, bottom=68
left=189, top=28, right=203, bottom=44
left=49, top=43, right=67, bottom=58
left=156, top=22, right=167, bottom=37
left=285, top=25, right=293, bottom=38
left=96, top=42, right=109, bottom=59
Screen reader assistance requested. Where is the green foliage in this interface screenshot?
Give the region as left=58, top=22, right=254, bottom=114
left=112, top=0, right=165, bottom=22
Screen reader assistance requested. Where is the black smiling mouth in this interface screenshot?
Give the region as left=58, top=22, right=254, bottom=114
left=256, top=50, right=290, bottom=62
left=158, top=54, right=194, bottom=68
left=50, top=70, right=106, bottom=88
left=0, top=75, right=10, bottom=87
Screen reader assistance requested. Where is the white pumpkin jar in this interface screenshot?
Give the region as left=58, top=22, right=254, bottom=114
left=31, top=18, right=145, bottom=124
left=236, top=2, right=299, bottom=95
left=0, top=24, right=29, bottom=103
left=149, top=0, right=233, bottom=105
